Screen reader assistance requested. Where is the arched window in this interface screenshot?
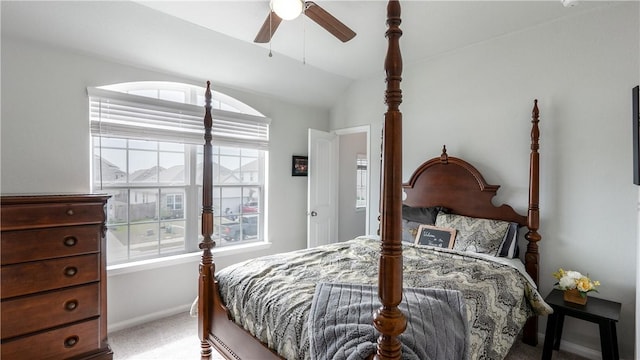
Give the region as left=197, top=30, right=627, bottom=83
left=89, top=82, right=269, bottom=265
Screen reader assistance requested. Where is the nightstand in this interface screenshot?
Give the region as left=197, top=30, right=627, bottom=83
left=542, top=289, right=620, bottom=360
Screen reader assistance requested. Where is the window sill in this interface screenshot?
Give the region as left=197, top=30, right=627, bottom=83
left=107, top=241, right=272, bottom=277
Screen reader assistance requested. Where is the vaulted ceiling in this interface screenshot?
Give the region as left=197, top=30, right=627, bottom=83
left=1, top=1, right=612, bottom=108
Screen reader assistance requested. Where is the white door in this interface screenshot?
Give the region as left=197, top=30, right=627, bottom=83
left=307, top=129, right=338, bottom=248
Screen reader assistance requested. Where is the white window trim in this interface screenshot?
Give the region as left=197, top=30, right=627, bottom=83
left=107, top=241, right=273, bottom=277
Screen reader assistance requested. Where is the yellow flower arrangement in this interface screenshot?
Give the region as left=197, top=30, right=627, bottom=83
left=553, top=268, right=600, bottom=296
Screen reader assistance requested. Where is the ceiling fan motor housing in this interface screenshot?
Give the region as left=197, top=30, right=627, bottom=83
left=270, top=0, right=304, bottom=20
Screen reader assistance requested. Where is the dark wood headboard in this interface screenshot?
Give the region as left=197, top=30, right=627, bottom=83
left=403, top=146, right=528, bottom=226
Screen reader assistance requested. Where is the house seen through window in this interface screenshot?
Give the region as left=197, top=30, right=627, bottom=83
left=89, top=82, right=269, bottom=265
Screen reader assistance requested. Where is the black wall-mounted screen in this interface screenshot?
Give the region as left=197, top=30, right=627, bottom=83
left=633, top=85, right=639, bottom=185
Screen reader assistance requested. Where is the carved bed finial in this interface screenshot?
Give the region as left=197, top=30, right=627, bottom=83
left=531, top=99, right=539, bottom=152
left=440, top=145, right=448, bottom=164
left=384, top=0, right=403, bottom=111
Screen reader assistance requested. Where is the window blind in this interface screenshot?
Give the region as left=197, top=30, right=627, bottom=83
left=88, top=87, right=270, bottom=149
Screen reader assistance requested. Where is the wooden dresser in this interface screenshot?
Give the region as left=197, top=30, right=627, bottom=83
left=1, top=194, right=113, bottom=360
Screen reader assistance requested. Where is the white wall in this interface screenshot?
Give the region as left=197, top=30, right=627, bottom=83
left=331, top=79, right=386, bottom=235
left=332, top=3, right=639, bottom=358
left=1, top=37, right=330, bottom=330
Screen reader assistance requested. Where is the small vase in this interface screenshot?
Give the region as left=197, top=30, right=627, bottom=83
left=563, top=288, right=587, bottom=305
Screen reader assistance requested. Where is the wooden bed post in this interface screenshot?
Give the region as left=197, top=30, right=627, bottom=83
left=373, top=1, right=406, bottom=359
left=523, top=99, right=541, bottom=346
left=198, top=81, right=215, bottom=359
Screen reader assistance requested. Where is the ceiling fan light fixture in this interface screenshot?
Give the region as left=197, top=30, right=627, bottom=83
left=270, top=0, right=304, bottom=20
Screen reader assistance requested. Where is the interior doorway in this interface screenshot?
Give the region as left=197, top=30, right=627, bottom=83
left=335, top=126, right=370, bottom=242
left=307, top=126, right=370, bottom=247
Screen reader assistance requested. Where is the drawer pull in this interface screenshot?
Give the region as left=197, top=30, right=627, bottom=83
left=63, top=236, right=78, bottom=247
left=64, top=335, right=79, bottom=348
left=64, top=266, right=78, bottom=277
left=65, top=300, right=78, bottom=311
left=66, top=209, right=75, bottom=216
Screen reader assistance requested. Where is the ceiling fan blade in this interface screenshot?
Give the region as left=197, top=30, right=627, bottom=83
left=304, top=1, right=356, bottom=42
left=254, top=11, right=283, bottom=43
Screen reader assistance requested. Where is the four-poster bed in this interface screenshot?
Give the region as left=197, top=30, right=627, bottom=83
left=197, top=1, right=548, bottom=359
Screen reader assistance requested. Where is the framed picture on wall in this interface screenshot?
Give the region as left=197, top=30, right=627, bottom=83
left=292, top=155, right=308, bottom=176
left=633, top=85, right=639, bottom=185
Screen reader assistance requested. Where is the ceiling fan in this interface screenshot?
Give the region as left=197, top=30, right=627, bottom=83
left=254, top=0, right=356, bottom=43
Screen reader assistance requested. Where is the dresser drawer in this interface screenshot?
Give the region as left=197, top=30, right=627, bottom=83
left=1, top=318, right=100, bottom=360
left=1, top=225, right=102, bottom=265
left=1, top=254, right=100, bottom=299
left=0, top=202, right=106, bottom=231
left=1, top=283, right=100, bottom=339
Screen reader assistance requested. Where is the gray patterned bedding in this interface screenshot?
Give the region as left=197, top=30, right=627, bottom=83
left=216, top=236, right=552, bottom=360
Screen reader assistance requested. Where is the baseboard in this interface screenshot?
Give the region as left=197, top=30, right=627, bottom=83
left=108, top=303, right=192, bottom=333
left=537, top=332, right=613, bottom=360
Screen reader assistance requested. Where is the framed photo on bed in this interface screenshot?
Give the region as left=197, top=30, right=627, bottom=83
left=414, top=224, right=456, bottom=249
left=292, top=155, right=308, bottom=176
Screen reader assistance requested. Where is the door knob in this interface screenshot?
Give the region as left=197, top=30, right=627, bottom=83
left=310, top=211, right=318, bottom=216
